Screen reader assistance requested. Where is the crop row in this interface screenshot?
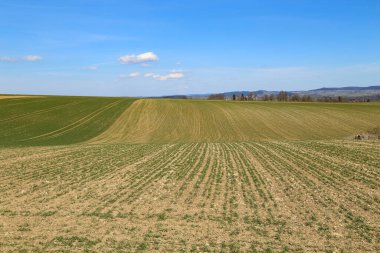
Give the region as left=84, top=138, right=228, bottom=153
left=1, top=140, right=379, bottom=251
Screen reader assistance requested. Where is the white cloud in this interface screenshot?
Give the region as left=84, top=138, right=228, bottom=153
left=156, top=70, right=185, bottom=81
left=0, top=55, right=43, bottom=62
left=145, top=70, right=185, bottom=81
left=140, top=63, right=151, bottom=67
left=23, top=55, right=43, bottom=62
left=129, top=72, right=141, bottom=77
left=119, top=52, right=158, bottom=64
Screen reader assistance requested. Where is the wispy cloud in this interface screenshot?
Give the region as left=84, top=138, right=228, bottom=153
left=145, top=70, right=185, bottom=81
left=119, top=52, right=158, bottom=64
left=0, top=56, right=17, bottom=62
left=117, top=72, right=141, bottom=81
left=0, top=55, right=43, bottom=62
left=82, top=65, right=98, bottom=71
left=129, top=72, right=141, bottom=77
left=23, top=55, right=43, bottom=62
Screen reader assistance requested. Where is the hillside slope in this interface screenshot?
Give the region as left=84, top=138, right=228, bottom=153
left=0, top=96, right=136, bottom=146
left=90, top=99, right=380, bottom=143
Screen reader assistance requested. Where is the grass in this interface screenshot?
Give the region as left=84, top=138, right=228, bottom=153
left=91, top=99, right=380, bottom=143
left=0, top=96, right=379, bottom=251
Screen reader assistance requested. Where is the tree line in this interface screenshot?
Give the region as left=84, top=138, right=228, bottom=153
left=262, top=91, right=313, bottom=102
left=208, top=91, right=312, bottom=101
left=208, top=91, right=371, bottom=102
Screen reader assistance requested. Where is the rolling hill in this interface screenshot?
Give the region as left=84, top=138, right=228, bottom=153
left=1, top=95, right=380, bottom=252
left=0, top=96, right=136, bottom=146
left=1, top=96, right=380, bottom=146
left=91, top=99, right=380, bottom=144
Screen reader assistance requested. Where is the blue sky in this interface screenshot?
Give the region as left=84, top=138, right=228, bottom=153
left=1, top=0, right=380, bottom=96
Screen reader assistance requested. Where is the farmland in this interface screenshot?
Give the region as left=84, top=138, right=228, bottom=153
left=0, top=95, right=40, bottom=100
left=1, top=96, right=380, bottom=252
left=0, top=96, right=136, bottom=147
left=92, top=99, right=380, bottom=143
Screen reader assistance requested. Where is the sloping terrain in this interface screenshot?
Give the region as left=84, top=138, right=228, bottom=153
left=3, top=97, right=379, bottom=145
left=1, top=96, right=379, bottom=252
left=91, top=99, right=380, bottom=143
left=0, top=96, right=136, bottom=146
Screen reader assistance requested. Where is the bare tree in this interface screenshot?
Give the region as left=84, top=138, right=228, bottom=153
left=277, top=91, right=288, bottom=101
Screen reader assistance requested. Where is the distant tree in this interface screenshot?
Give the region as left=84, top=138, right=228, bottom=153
left=322, top=97, right=331, bottom=102
left=232, top=94, right=236, bottom=101
left=269, top=94, right=275, bottom=101
left=318, top=96, right=344, bottom=102
left=208, top=93, right=225, bottom=100
left=161, top=95, right=188, bottom=99
left=291, top=94, right=301, bottom=102
left=263, top=95, right=269, bottom=101
left=277, top=91, right=288, bottom=101
left=240, top=93, right=245, bottom=101
left=302, top=95, right=313, bottom=102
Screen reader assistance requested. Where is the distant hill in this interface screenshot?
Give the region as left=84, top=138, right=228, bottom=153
left=299, top=86, right=380, bottom=98
left=312, top=86, right=380, bottom=91
left=185, top=85, right=380, bottom=100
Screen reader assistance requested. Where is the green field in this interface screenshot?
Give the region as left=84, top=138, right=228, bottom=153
left=0, top=96, right=136, bottom=147
left=1, top=96, right=379, bottom=252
